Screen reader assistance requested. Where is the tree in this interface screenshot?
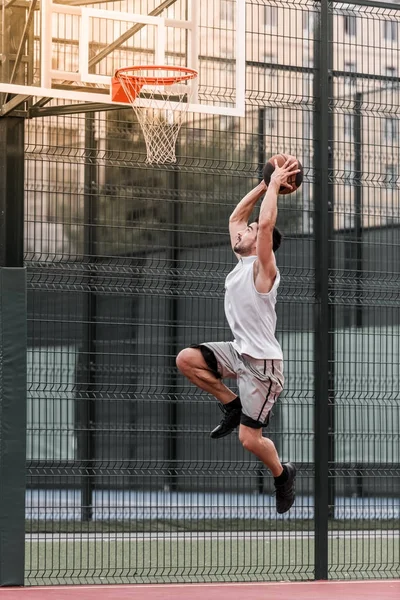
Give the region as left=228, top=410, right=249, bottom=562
left=65, top=108, right=304, bottom=257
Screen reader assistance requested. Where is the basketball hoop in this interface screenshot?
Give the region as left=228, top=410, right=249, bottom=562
left=112, top=65, right=198, bottom=164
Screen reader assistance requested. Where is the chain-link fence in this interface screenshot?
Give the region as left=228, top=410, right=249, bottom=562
left=16, top=0, right=400, bottom=585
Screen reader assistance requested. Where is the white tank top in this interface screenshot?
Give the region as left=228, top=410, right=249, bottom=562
left=224, top=255, right=283, bottom=360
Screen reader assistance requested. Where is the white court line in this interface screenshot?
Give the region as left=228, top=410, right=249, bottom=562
left=4, top=580, right=400, bottom=591
left=26, top=530, right=400, bottom=543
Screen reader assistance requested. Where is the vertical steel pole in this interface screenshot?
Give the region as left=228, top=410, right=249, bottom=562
left=353, top=92, right=364, bottom=497
left=258, top=108, right=265, bottom=181
left=167, top=162, right=180, bottom=491
left=257, top=108, right=266, bottom=493
left=0, top=117, right=27, bottom=586
left=354, top=93, right=363, bottom=331
left=313, top=0, right=334, bottom=580
left=0, top=118, right=25, bottom=267
left=79, top=113, right=98, bottom=521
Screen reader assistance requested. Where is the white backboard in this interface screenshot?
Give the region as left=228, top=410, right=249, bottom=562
left=0, top=0, right=245, bottom=117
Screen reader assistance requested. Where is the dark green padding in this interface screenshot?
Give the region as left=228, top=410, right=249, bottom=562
left=0, top=268, right=27, bottom=586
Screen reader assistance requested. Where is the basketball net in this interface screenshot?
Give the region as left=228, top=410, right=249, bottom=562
left=113, top=66, right=198, bottom=164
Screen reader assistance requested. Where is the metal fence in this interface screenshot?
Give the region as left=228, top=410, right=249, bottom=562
left=1, top=0, right=399, bottom=587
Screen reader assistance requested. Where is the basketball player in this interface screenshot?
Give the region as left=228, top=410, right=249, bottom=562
left=176, top=158, right=299, bottom=514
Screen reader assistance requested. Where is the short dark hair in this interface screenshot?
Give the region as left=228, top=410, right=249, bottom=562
left=253, top=219, right=283, bottom=252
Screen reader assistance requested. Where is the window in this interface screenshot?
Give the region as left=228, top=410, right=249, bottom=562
left=342, top=209, right=354, bottom=230
left=265, top=108, right=276, bottom=131
left=263, top=53, right=277, bottom=75
left=385, top=66, right=397, bottom=86
left=263, top=53, right=276, bottom=66
left=220, top=35, right=234, bottom=58
left=383, top=118, right=398, bottom=143
left=344, top=62, right=357, bottom=87
left=344, top=15, right=357, bottom=36
left=384, top=165, right=398, bottom=188
left=220, top=0, right=234, bottom=24
left=220, top=115, right=235, bottom=131
left=303, top=12, right=315, bottom=32
left=337, top=198, right=354, bottom=229
left=225, top=61, right=235, bottom=87
left=386, top=66, right=397, bottom=77
left=47, top=127, right=79, bottom=155
left=303, top=53, right=313, bottom=69
left=384, top=20, right=398, bottom=42
left=344, top=114, right=354, bottom=138
left=345, top=62, right=357, bottom=72
left=264, top=5, right=278, bottom=28
left=344, top=161, right=355, bottom=184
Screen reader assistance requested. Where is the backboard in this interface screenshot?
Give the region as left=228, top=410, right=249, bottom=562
left=0, top=0, right=245, bottom=118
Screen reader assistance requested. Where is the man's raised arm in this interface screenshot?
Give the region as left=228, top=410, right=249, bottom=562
left=229, top=181, right=267, bottom=251
left=256, top=158, right=300, bottom=280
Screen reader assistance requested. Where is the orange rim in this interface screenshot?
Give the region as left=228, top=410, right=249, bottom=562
left=114, top=65, right=198, bottom=86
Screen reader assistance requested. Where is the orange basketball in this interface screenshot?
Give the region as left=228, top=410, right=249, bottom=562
left=263, top=153, right=303, bottom=195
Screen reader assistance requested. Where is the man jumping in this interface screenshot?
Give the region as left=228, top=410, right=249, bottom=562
left=176, top=158, right=299, bottom=514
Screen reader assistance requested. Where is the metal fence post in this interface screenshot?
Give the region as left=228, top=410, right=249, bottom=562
left=0, top=117, right=27, bottom=586
left=257, top=107, right=267, bottom=493
left=353, top=92, right=363, bottom=331
left=353, top=92, right=364, bottom=497
left=167, top=162, right=180, bottom=491
left=313, top=0, right=334, bottom=580
left=79, top=112, right=98, bottom=521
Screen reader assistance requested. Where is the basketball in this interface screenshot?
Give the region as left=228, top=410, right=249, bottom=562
left=263, top=153, right=303, bottom=195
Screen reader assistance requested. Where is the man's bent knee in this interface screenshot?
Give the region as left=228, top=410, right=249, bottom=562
left=176, top=347, right=203, bottom=374
left=176, top=345, right=221, bottom=380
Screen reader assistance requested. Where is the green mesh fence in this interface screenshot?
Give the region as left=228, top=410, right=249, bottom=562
left=20, top=0, right=400, bottom=585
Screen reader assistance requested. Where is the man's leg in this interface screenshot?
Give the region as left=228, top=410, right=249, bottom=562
left=238, top=424, right=282, bottom=475
left=176, top=345, right=241, bottom=438
left=176, top=347, right=236, bottom=404
left=238, top=424, right=296, bottom=514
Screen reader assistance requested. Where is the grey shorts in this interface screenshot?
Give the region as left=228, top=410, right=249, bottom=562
left=199, top=341, right=284, bottom=429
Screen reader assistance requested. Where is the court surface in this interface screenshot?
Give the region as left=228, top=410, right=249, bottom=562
left=24, top=529, right=399, bottom=582
left=2, top=580, right=400, bottom=600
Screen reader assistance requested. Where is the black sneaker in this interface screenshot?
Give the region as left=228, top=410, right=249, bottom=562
left=210, top=404, right=241, bottom=439
left=275, top=462, right=296, bottom=514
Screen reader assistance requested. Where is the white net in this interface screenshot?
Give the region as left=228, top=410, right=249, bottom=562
left=115, top=67, right=198, bottom=164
